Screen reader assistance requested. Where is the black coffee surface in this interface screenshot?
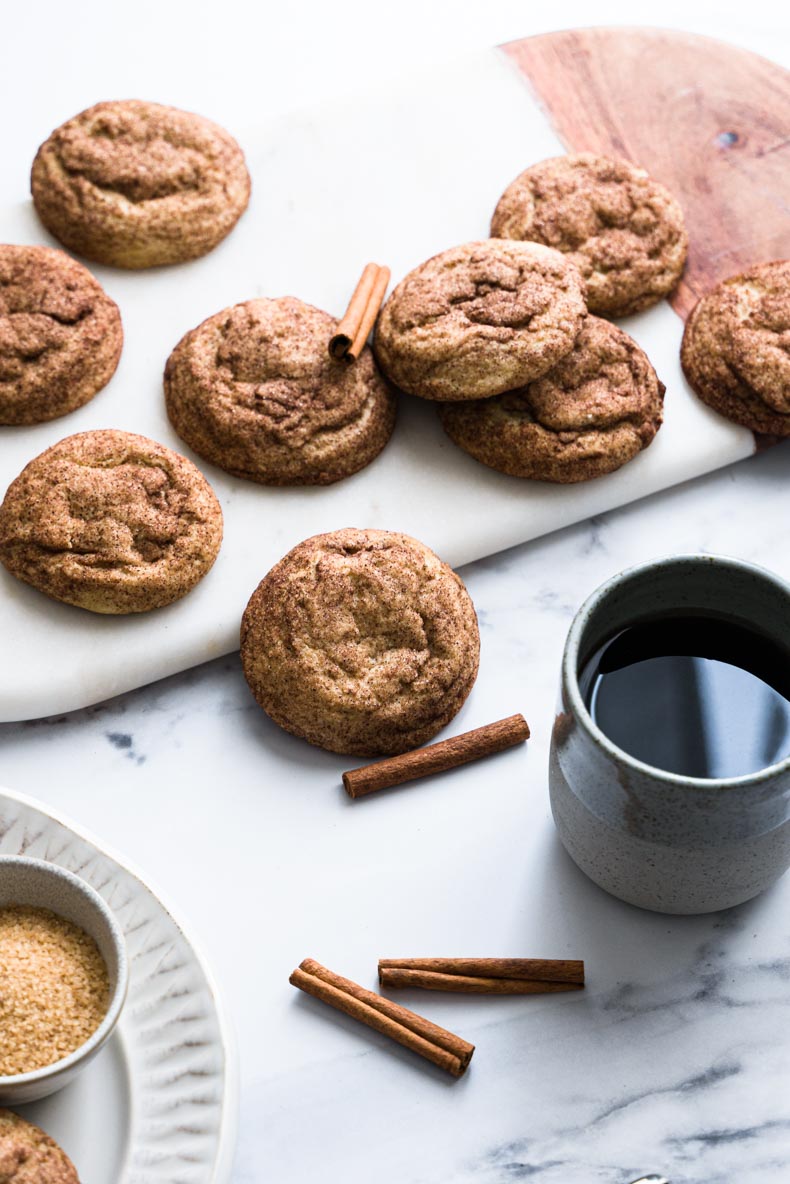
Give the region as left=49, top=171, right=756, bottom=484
left=579, top=615, right=790, bottom=778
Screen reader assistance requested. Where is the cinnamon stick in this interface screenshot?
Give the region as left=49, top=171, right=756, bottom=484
left=342, top=714, right=530, bottom=798
left=329, top=263, right=390, bottom=362
left=379, top=958, right=585, bottom=995
left=379, top=969, right=583, bottom=994
left=289, top=958, right=474, bottom=1077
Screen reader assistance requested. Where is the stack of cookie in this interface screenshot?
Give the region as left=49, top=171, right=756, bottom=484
left=2, top=97, right=789, bottom=637
left=0, top=98, right=402, bottom=622
left=0, top=99, right=257, bottom=616
left=373, top=154, right=685, bottom=483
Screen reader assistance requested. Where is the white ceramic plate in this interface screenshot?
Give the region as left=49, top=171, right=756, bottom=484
left=0, top=785, right=237, bottom=1184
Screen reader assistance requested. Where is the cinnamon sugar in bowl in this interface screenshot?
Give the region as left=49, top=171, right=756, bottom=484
left=0, top=856, right=128, bottom=1104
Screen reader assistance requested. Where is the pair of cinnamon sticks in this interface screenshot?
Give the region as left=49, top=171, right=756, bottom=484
left=291, top=958, right=474, bottom=1078
left=290, top=956, right=584, bottom=1078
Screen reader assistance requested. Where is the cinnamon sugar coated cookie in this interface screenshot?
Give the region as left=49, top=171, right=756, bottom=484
left=681, top=260, right=790, bottom=435
left=491, top=154, right=687, bottom=317
left=240, top=529, right=480, bottom=756
left=31, top=100, right=251, bottom=268
left=0, top=430, right=223, bottom=613
left=165, top=297, right=396, bottom=485
left=0, top=245, right=122, bottom=424
left=0, top=1111, right=78, bottom=1183
left=439, top=317, right=664, bottom=482
left=374, top=240, right=586, bottom=400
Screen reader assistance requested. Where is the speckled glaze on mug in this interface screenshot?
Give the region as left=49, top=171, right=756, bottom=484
left=550, top=554, right=790, bottom=914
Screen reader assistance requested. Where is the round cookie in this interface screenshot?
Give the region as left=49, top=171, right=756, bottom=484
left=373, top=240, right=586, bottom=401
left=491, top=154, right=688, bottom=317
left=240, top=528, right=480, bottom=756
left=681, top=260, right=790, bottom=435
left=0, top=429, right=223, bottom=613
left=165, top=297, right=396, bottom=485
left=0, top=1110, right=78, bottom=1183
left=0, top=244, right=122, bottom=425
left=438, top=317, right=664, bottom=483
left=31, top=100, right=251, bottom=268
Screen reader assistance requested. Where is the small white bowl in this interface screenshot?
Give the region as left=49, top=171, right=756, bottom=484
left=0, top=855, right=129, bottom=1103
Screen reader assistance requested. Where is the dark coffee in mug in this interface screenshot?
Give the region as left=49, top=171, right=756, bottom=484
left=579, top=614, right=790, bottom=779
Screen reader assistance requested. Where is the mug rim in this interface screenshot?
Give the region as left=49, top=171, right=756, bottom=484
left=563, top=552, right=790, bottom=791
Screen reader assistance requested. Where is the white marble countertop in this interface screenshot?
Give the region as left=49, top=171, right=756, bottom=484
left=2, top=3, right=790, bottom=1182
left=3, top=443, right=790, bottom=1184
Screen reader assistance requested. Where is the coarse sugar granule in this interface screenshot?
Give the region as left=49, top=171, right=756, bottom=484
left=0, top=905, right=110, bottom=1076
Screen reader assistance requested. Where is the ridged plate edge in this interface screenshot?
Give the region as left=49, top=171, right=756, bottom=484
left=0, top=785, right=238, bottom=1183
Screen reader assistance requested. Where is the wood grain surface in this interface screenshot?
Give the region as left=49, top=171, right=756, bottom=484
left=502, top=28, right=790, bottom=320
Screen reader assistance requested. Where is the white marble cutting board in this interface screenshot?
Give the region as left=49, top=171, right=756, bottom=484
left=0, top=49, right=753, bottom=721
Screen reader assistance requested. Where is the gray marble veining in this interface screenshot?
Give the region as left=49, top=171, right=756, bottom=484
left=0, top=443, right=789, bottom=1182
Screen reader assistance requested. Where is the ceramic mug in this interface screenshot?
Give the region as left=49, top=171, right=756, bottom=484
left=549, top=554, right=790, bottom=914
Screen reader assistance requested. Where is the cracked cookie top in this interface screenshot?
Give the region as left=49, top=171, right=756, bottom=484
left=0, top=429, right=223, bottom=613
left=439, top=316, right=664, bottom=482
left=0, top=1110, right=78, bottom=1184
left=31, top=100, right=251, bottom=268
left=240, top=528, right=480, bottom=756
left=165, top=297, right=396, bottom=485
left=373, top=239, right=586, bottom=400
left=681, top=260, right=790, bottom=436
left=491, top=154, right=687, bottom=317
left=0, top=244, right=122, bottom=424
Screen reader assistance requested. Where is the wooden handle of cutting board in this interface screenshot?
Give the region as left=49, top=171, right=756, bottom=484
left=502, top=28, right=790, bottom=321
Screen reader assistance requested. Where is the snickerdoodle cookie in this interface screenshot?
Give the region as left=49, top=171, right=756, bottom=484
left=0, top=429, right=222, bottom=613
left=373, top=240, right=586, bottom=400
left=439, top=317, right=664, bottom=482
left=0, top=244, right=122, bottom=425
left=31, top=100, right=250, bottom=268
left=491, top=154, right=687, bottom=317
left=681, top=260, right=790, bottom=435
left=240, top=528, right=480, bottom=756
left=165, top=297, right=396, bottom=485
left=0, top=1110, right=78, bottom=1183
